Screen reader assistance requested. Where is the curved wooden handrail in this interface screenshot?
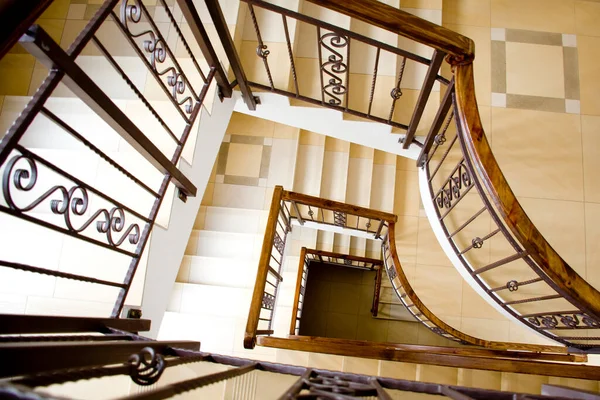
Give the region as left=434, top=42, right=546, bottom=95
left=386, top=221, right=568, bottom=353
left=453, top=64, right=600, bottom=325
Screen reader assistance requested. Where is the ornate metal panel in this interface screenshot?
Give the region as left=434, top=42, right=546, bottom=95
left=319, top=31, right=349, bottom=106
left=333, top=211, right=347, bottom=227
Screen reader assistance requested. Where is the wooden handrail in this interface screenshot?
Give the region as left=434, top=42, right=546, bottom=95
left=386, top=222, right=568, bottom=354
left=304, top=0, right=474, bottom=63
left=244, top=186, right=284, bottom=349
left=453, top=64, right=600, bottom=324
left=290, top=247, right=308, bottom=335
left=282, top=190, right=397, bottom=223
left=286, top=335, right=586, bottom=363
left=257, top=336, right=598, bottom=380
left=304, top=248, right=384, bottom=266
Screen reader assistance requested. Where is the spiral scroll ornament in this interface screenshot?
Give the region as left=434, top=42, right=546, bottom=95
left=435, top=161, right=473, bottom=210
left=128, top=347, right=165, bottom=385
left=319, top=33, right=348, bottom=106
left=120, top=0, right=194, bottom=115
left=2, top=154, right=140, bottom=249
left=527, top=313, right=600, bottom=329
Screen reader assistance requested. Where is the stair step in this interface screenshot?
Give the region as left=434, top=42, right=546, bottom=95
left=203, top=206, right=268, bottom=234
left=177, top=255, right=258, bottom=288
left=185, top=230, right=261, bottom=258
left=167, top=282, right=252, bottom=318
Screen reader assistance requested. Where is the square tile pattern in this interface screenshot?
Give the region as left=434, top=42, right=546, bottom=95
left=491, top=28, right=580, bottom=114
left=216, top=134, right=272, bottom=187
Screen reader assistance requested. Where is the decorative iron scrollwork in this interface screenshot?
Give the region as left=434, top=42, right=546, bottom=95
left=387, top=264, right=397, bottom=280
left=471, top=237, right=484, bottom=249
left=434, top=160, right=473, bottom=210
left=333, top=211, right=346, bottom=227
left=390, top=87, right=403, bottom=100
left=344, top=259, right=352, bottom=266
left=304, top=375, right=377, bottom=397
left=2, top=153, right=141, bottom=250
left=273, top=233, right=285, bottom=254
left=256, top=44, right=270, bottom=59
left=430, top=327, right=446, bottom=335
left=434, top=133, right=447, bottom=145
left=128, top=347, right=165, bottom=385
left=119, top=0, right=196, bottom=116
left=319, top=32, right=348, bottom=106
left=527, top=313, right=600, bottom=329
left=262, top=292, right=275, bottom=310
left=506, top=280, right=519, bottom=292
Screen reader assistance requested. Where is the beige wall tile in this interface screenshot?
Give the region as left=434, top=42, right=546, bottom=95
left=403, top=0, right=442, bottom=9
left=582, top=116, right=600, bottom=199
left=416, top=218, right=454, bottom=267
left=394, top=216, right=419, bottom=264
left=461, top=317, right=510, bottom=341
left=585, top=203, right=600, bottom=290
left=491, top=108, right=584, bottom=201
left=576, top=1, right=600, bottom=37
left=308, top=353, right=344, bottom=370
left=578, top=36, right=600, bottom=115
left=458, top=369, right=502, bottom=390
left=393, top=169, right=420, bottom=217
left=519, top=197, right=587, bottom=277
left=227, top=112, right=274, bottom=137
left=413, top=264, right=463, bottom=316
left=443, top=0, right=490, bottom=26
left=461, top=281, right=506, bottom=320
left=379, top=361, right=418, bottom=380
left=491, top=0, right=576, bottom=33
left=506, top=42, right=565, bottom=99
left=343, top=357, right=379, bottom=375
left=275, top=349, right=310, bottom=366
left=501, top=373, right=548, bottom=394
left=417, top=365, right=458, bottom=385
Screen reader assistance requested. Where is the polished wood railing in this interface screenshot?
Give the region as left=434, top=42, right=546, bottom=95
left=245, top=186, right=396, bottom=348
left=290, top=247, right=384, bottom=335
left=383, top=222, right=567, bottom=353
left=416, top=57, right=600, bottom=351
left=246, top=187, right=570, bottom=355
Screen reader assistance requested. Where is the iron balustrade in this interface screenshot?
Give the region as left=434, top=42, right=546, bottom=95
left=419, top=82, right=600, bottom=350
left=2, top=314, right=594, bottom=400
left=0, top=0, right=230, bottom=318
left=217, top=0, right=451, bottom=146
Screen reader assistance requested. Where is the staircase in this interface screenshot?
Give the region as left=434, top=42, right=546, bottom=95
left=3, top=0, right=600, bottom=398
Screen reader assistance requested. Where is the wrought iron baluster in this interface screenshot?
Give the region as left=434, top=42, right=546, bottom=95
left=91, top=36, right=181, bottom=145
left=367, top=47, right=380, bottom=117
left=388, top=56, right=406, bottom=122
left=282, top=14, right=299, bottom=97
left=159, top=0, right=207, bottom=83
left=318, top=30, right=349, bottom=106
left=249, top=3, right=274, bottom=90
